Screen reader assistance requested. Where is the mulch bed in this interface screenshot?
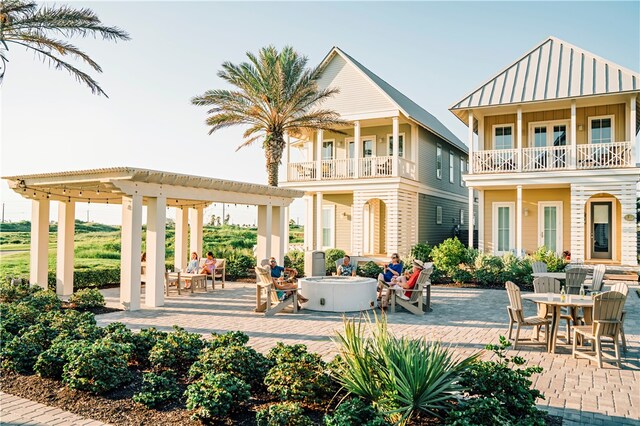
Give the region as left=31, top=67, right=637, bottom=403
left=60, top=303, right=122, bottom=316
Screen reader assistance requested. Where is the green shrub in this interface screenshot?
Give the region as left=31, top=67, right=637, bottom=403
left=185, top=372, right=251, bottom=420
left=410, top=243, right=434, bottom=262
left=256, top=402, right=313, bottom=426
left=265, top=343, right=334, bottom=402
left=0, top=281, right=39, bottom=303
left=34, top=338, right=72, bottom=379
left=1, top=323, right=52, bottom=373
left=457, top=336, right=546, bottom=425
left=501, top=253, right=533, bottom=288
left=24, top=290, right=62, bottom=312
left=132, top=327, right=167, bottom=367
left=41, top=309, right=101, bottom=342
left=63, top=338, right=133, bottom=394
left=74, top=268, right=121, bottom=289
left=530, top=247, right=567, bottom=272
left=225, top=250, right=255, bottom=280
left=149, top=326, right=204, bottom=373
left=474, top=253, right=504, bottom=286
left=0, top=302, right=40, bottom=335
left=446, top=396, right=511, bottom=426
left=284, top=251, right=305, bottom=277
left=325, top=249, right=346, bottom=275
left=208, top=330, right=250, bottom=350
left=132, top=371, right=181, bottom=408
left=324, top=398, right=390, bottom=426
left=190, top=344, right=271, bottom=389
left=68, top=288, right=105, bottom=309
left=431, top=238, right=474, bottom=283
left=357, top=261, right=383, bottom=279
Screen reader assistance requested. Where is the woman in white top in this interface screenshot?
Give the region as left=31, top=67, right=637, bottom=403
left=186, top=252, right=199, bottom=273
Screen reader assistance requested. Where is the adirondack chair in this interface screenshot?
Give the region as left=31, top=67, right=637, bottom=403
left=572, top=290, right=627, bottom=368
left=212, top=258, right=226, bottom=289
left=254, top=266, right=298, bottom=316
left=533, top=277, right=572, bottom=343
left=610, top=283, right=629, bottom=352
left=585, top=264, right=606, bottom=293
left=390, top=264, right=433, bottom=316
left=505, top=281, right=550, bottom=349
left=565, top=267, right=588, bottom=295
left=531, top=261, right=548, bottom=274
left=164, top=271, right=181, bottom=296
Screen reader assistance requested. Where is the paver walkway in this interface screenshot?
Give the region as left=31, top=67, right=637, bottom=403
left=0, top=392, right=110, bottom=425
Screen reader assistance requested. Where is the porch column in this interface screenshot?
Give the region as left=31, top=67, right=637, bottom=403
left=516, top=185, right=523, bottom=256
left=392, top=116, right=400, bottom=176
left=146, top=196, right=166, bottom=308
left=516, top=107, right=522, bottom=171
left=570, top=101, right=577, bottom=169
left=189, top=206, right=203, bottom=258
left=303, top=195, right=314, bottom=251
left=120, top=194, right=142, bottom=311
left=30, top=198, right=50, bottom=288
left=174, top=207, right=189, bottom=271
left=315, top=192, right=323, bottom=250
left=316, top=130, right=323, bottom=181
left=283, top=206, right=290, bottom=255
left=256, top=205, right=273, bottom=262
left=569, top=184, right=585, bottom=263
left=56, top=200, right=75, bottom=296
left=270, top=206, right=285, bottom=265
left=353, top=121, right=361, bottom=178
left=478, top=189, right=485, bottom=251
left=468, top=112, right=474, bottom=173
left=468, top=187, right=474, bottom=249
left=629, top=96, right=636, bottom=164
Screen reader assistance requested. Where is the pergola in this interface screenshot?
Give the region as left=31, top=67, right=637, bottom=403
left=3, top=167, right=303, bottom=311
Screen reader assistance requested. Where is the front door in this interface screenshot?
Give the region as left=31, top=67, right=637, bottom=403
left=590, top=202, right=612, bottom=259
left=538, top=202, right=562, bottom=253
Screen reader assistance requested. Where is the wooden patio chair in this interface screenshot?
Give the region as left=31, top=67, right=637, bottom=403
left=212, top=258, right=226, bottom=289
left=164, top=271, right=181, bottom=296
left=610, top=283, right=628, bottom=352
left=505, top=281, right=550, bottom=349
left=585, top=264, right=606, bottom=293
left=533, top=277, right=572, bottom=343
left=565, top=267, right=588, bottom=295
left=254, top=266, right=298, bottom=316
left=390, top=264, right=433, bottom=316
left=531, top=261, right=548, bottom=274
left=572, top=290, right=627, bottom=368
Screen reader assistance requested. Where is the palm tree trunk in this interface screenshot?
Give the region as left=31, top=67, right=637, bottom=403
left=266, top=133, right=285, bottom=187
left=267, top=161, right=279, bottom=187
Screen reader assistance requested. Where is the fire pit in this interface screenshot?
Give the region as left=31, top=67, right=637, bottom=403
left=298, top=276, right=378, bottom=312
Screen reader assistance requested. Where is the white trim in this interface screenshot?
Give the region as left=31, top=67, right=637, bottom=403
left=321, top=204, right=335, bottom=250
left=449, top=151, right=455, bottom=183
left=322, top=139, right=336, bottom=160
left=588, top=115, right=615, bottom=144
left=492, top=202, right=515, bottom=255
left=436, top=144, right=442, bottom=179
left=585, top=197, right=617, bottom=261
left=386, top=132, right=406, bottom=158
left=460, top=158, right=465, bottom=187
left=538, top=201, right=563, bottom=254
left=492, top=123, right=515, bottom=149
left=528, top=119, right=571, bottom=147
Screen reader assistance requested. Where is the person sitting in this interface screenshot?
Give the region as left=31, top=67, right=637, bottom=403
left=186, top=252, right=199, bottom=273
left=337, top=255, right=356, bottom=277
left=268, top=257, right=307, bottom=303
left=269, top=257, right=298, bottom=283
left=377, top=253, right=403, bottom=299
left=200, top=252, right=217, bottom=275
left=380, top=259, right=425, bottom=308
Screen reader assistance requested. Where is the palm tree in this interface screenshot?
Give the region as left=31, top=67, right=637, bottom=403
left=0, top=0, right=130, bottom=96
left=192, top=45, right=348, bottom=187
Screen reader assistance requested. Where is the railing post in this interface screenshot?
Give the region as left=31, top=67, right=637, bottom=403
left=392, top=116, right=400, bottom=176
left=354, top=121, right=360, bottom=179
left=516, top=107, right=522, bottom=171
left=468, top=112, right=474, bottom=174
left=570, top=101, right=577, bottom=169
left=316, top=130, right=323, bottom=181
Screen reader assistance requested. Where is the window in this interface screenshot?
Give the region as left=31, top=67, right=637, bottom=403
left=460, top=209, right=464, bottom=225
left=321, top=206, right=335, bottom=248
left=348, top=141, right=355, bottom=159
left=449, top=152, right=455, bottom=183
left=322, top=140, right=334, bottom=160
left=528, top=121, right=569, bottom=147
left=436, top=206, right=442, bottom=224
left=533, top=126, right=547, bottom=147
left=459, top=158, right=465, bottom=186
left=436, top=145, right=442, bottom=179
left=493, top=125, right=513, bottom=150
left=362, top=139, right=374, bottom=157
left=387, top=134, right=405, bottom=157
left=492, top=202, right=515, bottom=255
left=589, top=116, right=614, bottom=144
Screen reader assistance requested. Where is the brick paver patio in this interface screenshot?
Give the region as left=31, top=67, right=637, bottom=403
left=0, top=392, right=110, bottom=426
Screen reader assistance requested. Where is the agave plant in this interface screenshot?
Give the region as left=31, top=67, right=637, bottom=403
left=333, top=313, right=480, bottom=424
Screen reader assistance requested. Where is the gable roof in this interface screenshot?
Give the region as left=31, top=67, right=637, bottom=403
left=320, top=47, right=467, bottom=153
left=450, top=36, right=640, bottom=131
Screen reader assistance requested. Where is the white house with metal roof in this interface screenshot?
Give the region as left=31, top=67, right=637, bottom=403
left=3, top=167, right=303, bottom=310
left=451, top=36, right=639, bottom=265
left=280, top=47, right=470, bottom=257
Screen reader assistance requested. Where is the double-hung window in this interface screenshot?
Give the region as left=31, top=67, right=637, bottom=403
left=449, top=152, right=454, bottom=183
left=589, top=116, right=614, bottom=144
left=493, top=125, right=513, bottom=149
left=436, top=145, right=442, bottom=179
left=459, top=158, right=465, bottom=186
left=492, top=202, right=515, bottom=255
left=387, top=134, right=405, bottom=157
left=321, top=205, right=335, bottom=248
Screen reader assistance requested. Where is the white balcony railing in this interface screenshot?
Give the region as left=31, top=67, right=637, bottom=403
left=321, top=158, right=354, bottom=179
left=399, top=158, right=417, bottom=180
left=522, top=145, right=569, bottom=171
left=359, top=156, right=393, bottom=178
left=287, top=156, right=413, bottom=181
left=287, top=161, right=316, bottom=182
left=577, top=141, right=633, bottom=169
left=473, top=149, right=518, bottom=174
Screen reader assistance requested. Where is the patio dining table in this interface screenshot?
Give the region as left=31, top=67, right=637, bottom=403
left=168, top=272, right=207, bottom=293
left=521, top=293, right=594, bottom=353
left=531, top=271, right=593, bottom=280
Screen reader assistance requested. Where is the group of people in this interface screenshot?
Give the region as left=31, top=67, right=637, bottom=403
left=144, top=251, right=218, bottom=290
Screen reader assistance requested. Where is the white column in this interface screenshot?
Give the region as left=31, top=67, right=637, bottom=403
left=630, top=96, right=636, bottom=164
left=468, top=112, right=474, bottom=174
left=570, top=101, right=577, bottom=169
left=392, top=116, right=400, bottom=176
left=146, top=196, right=166, bottom=308
left=353, top=121, right=361, bottom=178
left=56, top=200, right=75, bottom=296
left=30, top=199, right=50, bottom=288
left=478, top=189, right=485, bottom=251
left=516, top=185, right=523, bottom=256
left=316, top=130, right=323, bottom=181
left=283, top=206, right=290, bottom=255
left=120, top=194, right=142, bottom=311
left=516, top=107, right=523, bottom=171
left=189, top=206, right=203, bottom=258
left=315, top=192, right=323, bottom=250
left=256, top=205, right=273, bottom=262
left=271, top=206, right=285, bottom=265
left=174, top=207, right=189, bottom=271
left=468, top=187, right=475, bottom=249
left=303, top=195, right=314, bottom=251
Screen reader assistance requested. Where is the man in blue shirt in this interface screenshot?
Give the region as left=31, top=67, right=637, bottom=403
left=377, top=253, right=403, bottom=302
left=269, top=257, right=298, bottom=282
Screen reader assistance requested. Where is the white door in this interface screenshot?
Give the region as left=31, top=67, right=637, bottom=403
left=492, top=202, right=515, bottom=255
left=538, top=202, right=562, bottom=253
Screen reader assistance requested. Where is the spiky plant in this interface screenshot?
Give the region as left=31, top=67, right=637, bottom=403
left=192, top=45, right=349, bottom=186
left=0, top=0, right=130, bottom=96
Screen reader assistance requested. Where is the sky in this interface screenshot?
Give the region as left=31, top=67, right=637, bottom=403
left=1, top=1, right=639, bottom=226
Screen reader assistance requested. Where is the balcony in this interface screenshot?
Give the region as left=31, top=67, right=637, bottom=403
left=472, top=141, right=634, bottom=174
left=287, top=156, right=416, bottom=182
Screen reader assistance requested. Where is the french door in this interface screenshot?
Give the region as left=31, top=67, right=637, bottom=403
left=538, top=202, right=562, bottom=253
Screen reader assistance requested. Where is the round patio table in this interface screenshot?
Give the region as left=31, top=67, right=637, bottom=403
left=521, top=293, right=594, bottom=353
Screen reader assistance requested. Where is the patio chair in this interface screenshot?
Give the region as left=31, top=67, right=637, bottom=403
left=572, top=290, right=627, bottom=368
left=531, top=261, right=548, bottom=274
left=164, top=271, right=181, bottom=296
left=505, top=281, right=550, bottom=349
left=565, top=267, right=588, bottom=295
left=212, top=258, right=226, bottom=289
left=610, top=283, right=629, bottom=352
left=335, top=257, right=355, bottom=275
left=390, top=263, right=434, bottom=316
left=585, top=264, right=606, bottom=293
left=254, top=266, right=298, bottom=316
left=533, top=277, right=571, bottom=343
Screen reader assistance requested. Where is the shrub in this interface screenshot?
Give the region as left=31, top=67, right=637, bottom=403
left=1, top=323, right=52, bottom=373
left=149, top=326, right=204, bottom=373
left=325, top=249, right=346, bottom=275
left=431, top=238, right=475, bottom=283
left=264, top=343, right=334, bottom=402
left=474, top=253, right=504, bottom=286
left=132, top=327, right=167, bottom=367
left=530, top=247, right=567, bottom=272
left=410, top=243, right=434, bottom=262
left=225, top=250, right=255, bottom=280
left=68, top=288, right=105, bottom=309
left=324, top=398, right=390, bottom=426
left=0, top=281, right=39, bottom=303
left=24, top=290, right=62, bottom=312
left=0, top=302, right=40, bottom=335
left=256, top=402, right=313, bottom=426
left=457, top=336, right=546, bottom=425
left=132, top=371, right=181, bottom=408
left=209, top=330, right=250, bottom=350
left=284, top=251, right=305, bottom=277
left=74, top=267, right=121, bottom=289
left=357, top=261, right=383, bottom=279
left=446, top=397, right=511, bottom=426
left=34, top=338, right=72, bottom=379
left=42, top=309, right=101, bottom=342
left=185, top=372, right=251, bottom=420
left=63, top=338, right=132, bottom=394
left=501, top=253, right=533, bottom=288
left=190, top=344, right=271, bottom=389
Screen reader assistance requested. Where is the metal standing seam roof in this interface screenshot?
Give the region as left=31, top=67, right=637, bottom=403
left=323, top=47, right=468, bottom=154
left=450, top=36, right=640, bottom=131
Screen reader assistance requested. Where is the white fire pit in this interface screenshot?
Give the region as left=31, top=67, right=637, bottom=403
left=298, top=276, right=378, bottom=312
